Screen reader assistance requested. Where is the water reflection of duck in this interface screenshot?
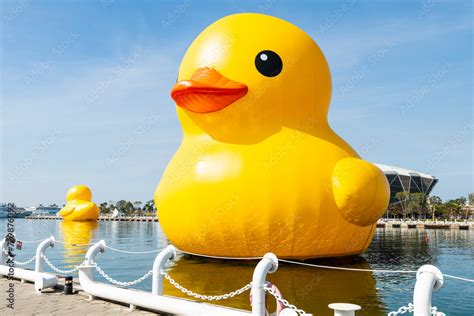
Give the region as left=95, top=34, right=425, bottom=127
left=60, top=221, right=98, bottom=267
left=163, top=255, right=385, bottom=316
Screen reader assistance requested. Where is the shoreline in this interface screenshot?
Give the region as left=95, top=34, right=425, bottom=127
left=21, top=216, right=474, bottom=230
left=376, top=220, right=472, bottom=230
left=24, top=215, right=159, bottom=222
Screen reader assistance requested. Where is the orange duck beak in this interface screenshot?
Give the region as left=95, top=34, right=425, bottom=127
left=171, top=67, right=248, bottom=113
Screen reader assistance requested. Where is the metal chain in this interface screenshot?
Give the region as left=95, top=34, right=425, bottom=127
left=14, top=255, right=36, bottom=266
left=431, top=306, right=446, bottom=316
left=41, top=254, right=79, bottom=274
left=162, top=271, right=252, bottom=301
left=388, top=303, right=445, bottom=316
left=264, top=284, right=307, bottom=315
left=388, top=303, right=414, bottom=315
left=388, top=303, right=446, bottom=316
left=94, top=264, right=152, bottom=287
left=2, top=248, right=36, bottom=266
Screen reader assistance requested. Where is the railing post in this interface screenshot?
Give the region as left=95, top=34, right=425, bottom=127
left=251, top=253, right=278, bottom=316
left=78, top=240, right=106, bottom=300
left=35, top=236, right=55, bottom=273
left=152, top=245, right=176, bottom=295
left=83, top=240, right=106, bottom=280
left=84, top=240, right=106, bottom=265
left=413, top=265, right=443, bottom=316
left=79, top=240, right=106, bottom=281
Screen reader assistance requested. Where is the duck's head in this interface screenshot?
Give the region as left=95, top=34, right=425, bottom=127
left=66, top=185, right=92, bottom=202
left=171, top=13, right=331, bottom=144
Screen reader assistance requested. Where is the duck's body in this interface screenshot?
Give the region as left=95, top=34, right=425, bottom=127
left=155, top=13, right=389, bottom=259
left=158, top=126, right=385, bottom=258
left=60, top=185, right=99, bottom=221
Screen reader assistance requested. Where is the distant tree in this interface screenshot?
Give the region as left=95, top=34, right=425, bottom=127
left=428, top=196, right=442, bottom=220
left=394, top=192, right=428, bottom=219
left=116, top=200, right=127, bottom=213
left=429, top=196, right=442, bottom=206
left=395, top=192, right=410, bottom=219
left=406, top=193, right=427, bottom=219
left=99, top=202, right=110, bottom=214
left=453, top=197, right=468, bottom=219
left=444, top=200, right=462, bottom=219
left=387, top=203, right=403, bottom=219
left=457, top=196, right=467, bottom=206
left=143, top=200, right=156, bottom=212
left=124, top=201, right=134, bottom=214
left=133, top=201, right=142, bottom=210
left=468, top=193, right=474, bottom=206
left=433, top=203, right=447, bottom=219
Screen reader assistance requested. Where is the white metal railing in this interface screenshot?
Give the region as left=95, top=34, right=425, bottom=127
left=152, top=244, right=176, bottom=295
left=388, top=265, right=445, bottom=316
left=413, top=265, right=444, bottom=316
left=2, top=235, right=468, bottom=315
left=78, top=240, right=253, bottom=315
left=0, top=236, right=58, bottom=292
left=251, top=253, right=279, bottom=315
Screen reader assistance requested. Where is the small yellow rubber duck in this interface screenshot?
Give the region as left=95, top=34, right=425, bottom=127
left=155, top=13, right=389, bottom=259
left=60, top=185, right=99, bottom=221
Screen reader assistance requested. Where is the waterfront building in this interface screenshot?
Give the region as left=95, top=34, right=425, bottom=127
left=374, top=164, right=438, bottom=204
left=29, top=206, right=61, bottom=216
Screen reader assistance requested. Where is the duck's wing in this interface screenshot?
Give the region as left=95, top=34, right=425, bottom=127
left=72, top=201, right=100, bottom=220
left=332, top=157, right=390, bottom=226
left=59, top=205, right=75, bottom=217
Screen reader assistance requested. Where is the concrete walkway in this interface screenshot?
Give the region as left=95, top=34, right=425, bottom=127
left=0, top=278, right=159, bottom=315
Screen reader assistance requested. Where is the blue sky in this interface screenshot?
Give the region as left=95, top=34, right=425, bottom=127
left=1, top=0, right=472, bottom=206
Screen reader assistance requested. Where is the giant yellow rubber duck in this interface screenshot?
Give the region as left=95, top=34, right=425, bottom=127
left=60, top=185, right=100, bottom=221
left=155, top=13, right=390, bottom=259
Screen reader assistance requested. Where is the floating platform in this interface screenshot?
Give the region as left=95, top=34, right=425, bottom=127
left=377, top=220, right=472, bottom=230
left=25, top=217, right=473, bottom=230
left=26, top=215, right=159, bottom=222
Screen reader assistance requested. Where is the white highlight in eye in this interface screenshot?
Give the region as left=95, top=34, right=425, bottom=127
left=260, top=53, right=268, bottom=61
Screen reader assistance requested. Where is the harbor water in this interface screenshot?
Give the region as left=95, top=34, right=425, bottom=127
left=1, top=219, right=472, bottom=315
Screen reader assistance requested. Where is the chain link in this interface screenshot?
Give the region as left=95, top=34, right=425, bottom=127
left=41, top=254, right=79, bottom=274
left=388, top=303, right=445, bottom=316
left=14, top=255, right=36, bottom=266
left=264, top=284, right=307, bottom=315
left=388, top=303, right=414, bottom=315
left=3, top=248, right=36, bottom=266
left=430, top=306, right=446, bottom=316
left=94, top=264, right=152, bottom=287
left=162, top=271, right=252, bottom=301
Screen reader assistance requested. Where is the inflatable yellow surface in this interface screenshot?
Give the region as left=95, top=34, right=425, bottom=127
left=60, top=185, right=100, bottom=221
left=60, top=221, right=98, bottom=266
left=155, top=13, right=390, bottom=259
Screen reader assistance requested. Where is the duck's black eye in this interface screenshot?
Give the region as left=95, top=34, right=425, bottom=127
left=255, top=50, right=283, bottom=77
